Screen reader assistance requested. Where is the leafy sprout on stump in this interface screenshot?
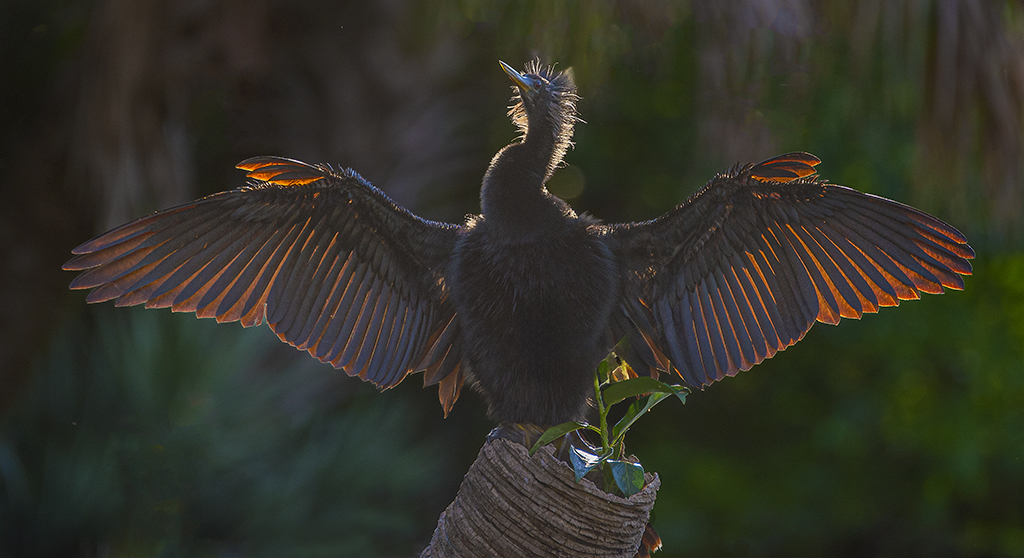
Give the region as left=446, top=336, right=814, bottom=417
left=530, top=355, right=688, bottom=497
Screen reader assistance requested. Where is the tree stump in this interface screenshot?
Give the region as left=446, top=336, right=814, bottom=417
left=421, top=438, right=659, bottom=557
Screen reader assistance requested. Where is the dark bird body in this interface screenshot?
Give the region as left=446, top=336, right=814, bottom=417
left=64, top=61, right=975, bottom=429
left=451, top=212, right=618, bottom=425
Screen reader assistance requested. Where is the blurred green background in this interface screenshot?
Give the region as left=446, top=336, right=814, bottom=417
left=2, top=1, right=1022, bottom=556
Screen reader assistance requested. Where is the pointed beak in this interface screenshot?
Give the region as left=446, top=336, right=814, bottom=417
left=499, top=60, right=533, bottom=92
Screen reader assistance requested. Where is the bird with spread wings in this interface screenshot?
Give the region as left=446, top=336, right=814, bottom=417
left=64, top=60, right=974, bottom=428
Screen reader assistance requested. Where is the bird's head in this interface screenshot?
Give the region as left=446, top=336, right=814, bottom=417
left=499, top=60, right=580, bottom=183
left=500, top=60, right=579, bottom=153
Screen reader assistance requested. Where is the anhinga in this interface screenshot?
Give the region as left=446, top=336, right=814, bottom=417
left=64, top=60, right=974, bottom=430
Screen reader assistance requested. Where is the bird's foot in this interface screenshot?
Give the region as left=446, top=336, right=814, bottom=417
left=486, top=423, right=545, bottom=447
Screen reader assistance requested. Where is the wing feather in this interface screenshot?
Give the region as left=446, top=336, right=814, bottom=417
left=746, top=240, right=793, bottom=346
left=64, top=157, right=463, bottom=404
left=371, top=297, right=409, bottom=385
left=726, top=255, right=771, bottom=362
left=609, top=152, right=973, bottom=388
left=292, top=248, right=348, bottom=349
left=690, top=287, right=719, bottom=383
left=287, top=233, right=347, bottom=345
left=705, top=271, right=740, bottom=372
left=323, top=263, right=373, bottom=364
left=174, top=228, right=275, bottom=309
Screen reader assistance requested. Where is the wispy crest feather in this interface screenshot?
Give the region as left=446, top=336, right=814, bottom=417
left=507, top=60, right=581, bottom=179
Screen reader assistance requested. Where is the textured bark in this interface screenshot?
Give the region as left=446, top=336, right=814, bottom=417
left=421, top=438, right=659, bottom=558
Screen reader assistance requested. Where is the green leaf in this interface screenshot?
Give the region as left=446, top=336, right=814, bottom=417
left=603, top=462, right=617, bottom=495
left=602, top=377, right=685, bottom=407
left=673, top=387, right=687, bottom=405
left=597, top=358, right=612, bottom=385
left=528, top=421, right=591, bottom=455
left=608, top=460, right=646, bottom=496
left=611, top=392, right=670, bottom=444
left=569, top=446, right=601, bottom=482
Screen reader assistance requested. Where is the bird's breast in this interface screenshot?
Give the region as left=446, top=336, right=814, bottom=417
left=449, top=221, right=618, bottom=329
left=447, top=220, right=621, bottom=424
left=450, top=221, right=618, bottom=355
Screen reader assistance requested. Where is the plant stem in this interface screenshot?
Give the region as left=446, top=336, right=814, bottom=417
left=594, top=371, right=610, bottom=452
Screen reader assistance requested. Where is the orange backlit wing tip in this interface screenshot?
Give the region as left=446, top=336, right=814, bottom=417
left=437, top=364, right=464, bottom=418
left=750, top=151, right=822, bottom=182
left=236, top=156, right=328, bottom=186
left=636, top=523, right=662, bottom=558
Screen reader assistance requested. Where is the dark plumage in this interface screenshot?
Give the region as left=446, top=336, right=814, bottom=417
left=64, top=60, right=975, bottom=428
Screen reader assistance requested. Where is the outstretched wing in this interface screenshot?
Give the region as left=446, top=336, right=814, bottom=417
left=65, top=157, right=467, bottom=412
left=608, top=152, right=974, bottom=387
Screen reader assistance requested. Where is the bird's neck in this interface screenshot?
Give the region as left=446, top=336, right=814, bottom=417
left=480, top=117, right=572, bottom=242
